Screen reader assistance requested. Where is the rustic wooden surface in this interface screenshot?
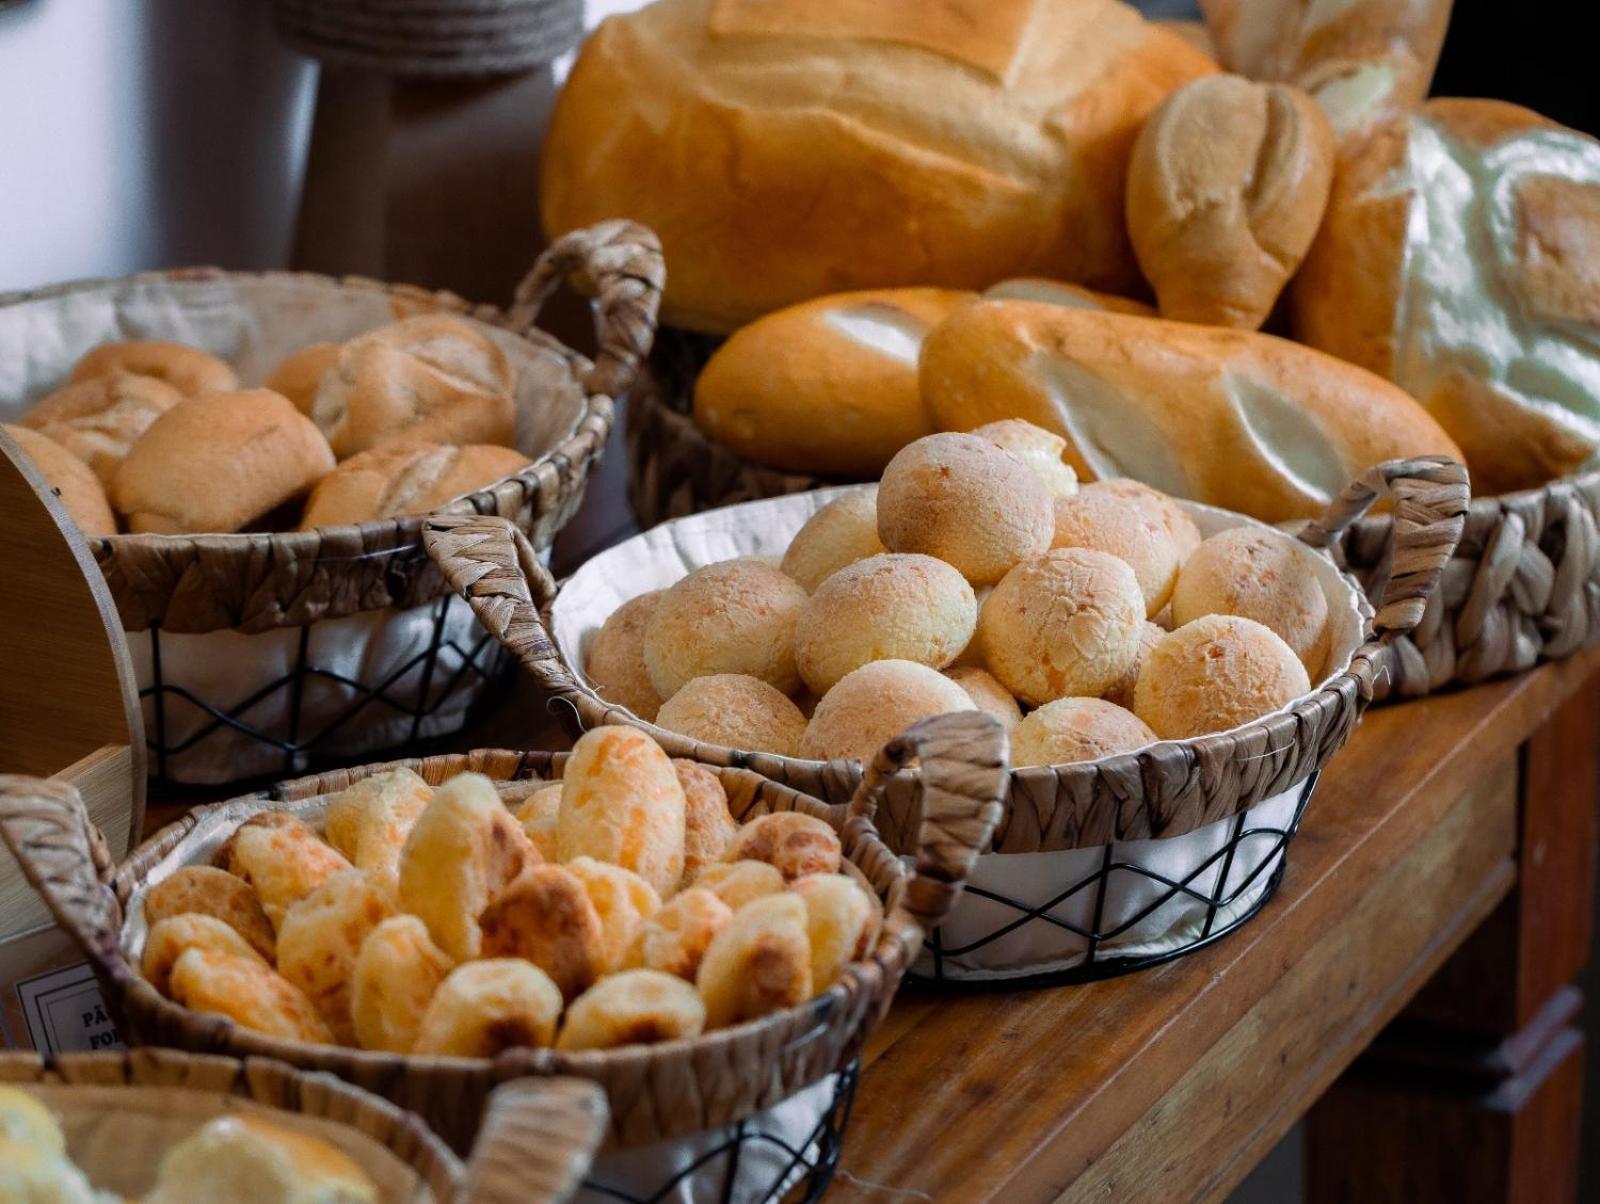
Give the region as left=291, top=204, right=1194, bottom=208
left=830, top=646, right=1600, bottom=1204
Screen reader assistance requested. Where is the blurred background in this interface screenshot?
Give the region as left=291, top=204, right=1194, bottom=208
left=0, top=1, right=1594, bottom=1199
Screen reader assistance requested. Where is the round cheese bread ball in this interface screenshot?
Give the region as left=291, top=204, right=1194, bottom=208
left=1134, top=615, right=1312, bottom=740
left=1091, top=478, right=1202, bottom=560
left=781, top=487, right=886, bottom=592
left=1104, top=620, right=1166, bottom=710
left=799, top=659, right=976, bottom=764
left=979, top=549, right=1144, bottom=705
left=794, top=553, right=977, bottom=694
left=654, top=673, right=808, bottom=756
left=585, top=590, right=665, bottom=721
left=972, top=419, right=1078, bottom=499
left=1171, top=526, right=1331, bottom=675
left=877, top=433, right=1053, bottom=585
left=945, top=667, right=1022, bottom=729
left=1052, top=485, right=1184, bottom=617
left=1011, top=698, right=1158, bottom=767
left=644, top=558, right=808, bottom=698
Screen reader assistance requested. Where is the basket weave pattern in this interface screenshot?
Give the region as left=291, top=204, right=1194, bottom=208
left=0, top=714, right=1003, bottom=1156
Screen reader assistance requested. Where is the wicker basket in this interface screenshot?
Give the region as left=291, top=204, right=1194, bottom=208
left=0, top=221, right=662, bottom=786
left=426, top=457, right=1467, bottom=980
left=0, top=1048, right=605, bottom=1203
left=0, top=715, right=1002, bottom=1198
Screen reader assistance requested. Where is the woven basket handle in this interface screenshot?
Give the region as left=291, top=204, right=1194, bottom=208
left=0, top=775, right=129, bottom=985
left=464, top=1077, right=608, bottom=1204
left=843, top=712, right=1007, bottom=960
left=1297, top=456, right=1468, bottom=644
left=507, top=220, right=665, bottom=402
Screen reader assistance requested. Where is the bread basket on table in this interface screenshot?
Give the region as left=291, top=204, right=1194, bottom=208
left=0, top=1048, right=606, bottom=1203
left=0, top=220, right=662, bottom=787
left=426, top=457, right=1466, bottom=983
left=0, top=715, right=1003, bottom=1202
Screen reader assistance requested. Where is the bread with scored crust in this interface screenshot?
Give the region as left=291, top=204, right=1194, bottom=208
left=299, top=441, right=530, bottom=529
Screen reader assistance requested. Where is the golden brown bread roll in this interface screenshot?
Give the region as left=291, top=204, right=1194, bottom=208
left=920, top=299, right=1463, bottom=523
left=168, top=947, right=333, bottom=1044
left=145, top=1113, right=378, bottom=1204
left=70, top=339, right=238, bottom=396
left=310, top=316, right=516, bottom=458
left=22, top=371, right=183, bottom=484
left=479, top=865, right=607, bottom=1003
left=1126, top=74, right=1334, bottom=329
left=1292, top=98, right=1600, bottom=493
left=3, top=424, right=118, bottom=535
left=265, top=342, right=340, bottom=415
left=299, top=441, right=530, bottom=529
left=109, top=390, right=336, bottom=534
left=585, top=591, right=667, bottom=721
left=693, top=289, right=972, bottom=475
left=141, top=865, right=276, bottom=961
left=982, top=278, right=1156, bottom=315
left=542, top=0, right=1215, bottom=332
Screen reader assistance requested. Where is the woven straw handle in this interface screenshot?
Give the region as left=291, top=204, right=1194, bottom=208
left=844, top=712, right=1008, bottom=960
left=508, top=219, right=665, bottom=402
left=0, top=775, right=129, bottom=985
left=464, top=1077, right=608, bottom=1204
left=1298, top=456, right=1469, bottom=644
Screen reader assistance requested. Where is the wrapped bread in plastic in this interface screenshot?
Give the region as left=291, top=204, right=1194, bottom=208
left=350, top=915, right=454, bottom=1053
left=945, top=666, right=1023, bottom=730
left=625, top=887, right=734, bottom=981
left=1104, top=620, right=1167, bottom=710
left=557, top=725, right=686, bottom=895
left=4, top=424, right=118, bottom=536
left=168, top=948, right=332, bottom=1044
left=1135, top=614, right=1311, bottom=738
left=794, top=553, right=977, bottom=694
left=644, top=559, right=809, bottom=697
left=654, top=673, right=807, bottom=756
left=512, top=782, right=562, bottom=862
left=692, top=860, right=786, bottom=911
left=141, top=865, right=276, bottom=961
left=143, top=914, right=268, bottom=997
left=877, top=433, right=1054, bottom=586
left=780, top=488, right=886, bottom=592
left=71, top=338, right=237, bottom=396
left=145, top=1113, right=377, bottom=1204
left=479, top=864, right=607, bottom=1002
left=412, top=959, right=563, bottom=1056
left=227, top=816, right=354, bottom=931
left=1051, top=481, right=1189, bottom=617
left=1011, top=697, right=1158, bottom=767
left=697, top=892, right=813, bottom=1029
left=725, top=812, right=842, bottom=882
left=398, top=772, right=540, bottom=961
left=276, top=870, right=395, bottom=1043
left=675, top=760, right=739, bottom=882
left=971, top=419, right=1079, bottom=499
left=585, top=590, right=666, bottom=720
left=566, top=856, right=663, bottom=973
left=979, top=549, right=1145, bottom=705
left=22, top=371, right=182, bottom=485
left=800, top=659, right=976, bottom=763
left=1172, top=526, right=1330, bottom=673
left=556, top=969, right=707, bottom=1051
left=791, top=873, right=881, bottom=990
left=323, top=767, right=432, bottom=889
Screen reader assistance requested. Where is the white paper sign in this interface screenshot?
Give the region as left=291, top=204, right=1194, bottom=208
left=13, top=962, right=122, bottom=1055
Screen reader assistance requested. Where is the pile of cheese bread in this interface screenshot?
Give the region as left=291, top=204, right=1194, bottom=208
left=135, top=726, right=880, bottom=1054
left=543, top=0, right=1600, bottom=509
left=4, top=315, right=531, bottom=537
left=590, top=424, right=1333, bottom=763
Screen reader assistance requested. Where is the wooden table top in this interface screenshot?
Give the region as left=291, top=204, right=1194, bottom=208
left=832, top=646, right=1600, bottom=1203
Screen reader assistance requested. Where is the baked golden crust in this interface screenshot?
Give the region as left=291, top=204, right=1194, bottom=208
left=141, top=865, right=276, bottom=961
left=299, top=442, right=530, bottom=529
left=556, top=969, right=706, bottom=1051
left=350, top=915, right=454, bottom=1053
left=70, top=339, right=238, bottom=396
left=142, top=914, right=267, bottom=996
left=584, top=591, right=666, bottom=722
left=556, top=726, right=687, bottom=896
left=22, top=371, right=183, bottom=485
left=724, top=812, right=842, bottom=882
left=3, top=424, right=118, bottom=535
left=168, top=947, right=333, bottom=1044
left=479, top=865, right=607, bottom=1003
left=276, top=870, right=395, bottom=1044
left=412, top=960, right=562, bottom=1056
left=227, top=816, right=354, bottom=931
left=696, top=892, right=813, bottom=1029
left=674, top=760, right=739, bottom=883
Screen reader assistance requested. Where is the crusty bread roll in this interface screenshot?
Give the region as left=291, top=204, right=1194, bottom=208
left=22, top=371, right=183, bottom=484
left=542, top=0, right=1215, bottom=332
left=983, top=278, right=1155, bottom=316
left=920, top=299, right=1463, bottom=522
left=694, top=288, right=971, bottom=475
left=145, top=1113, right=378, bottom=1204
left=3, top=424, right=118, bottom=535
left=1127, top=74, right=1334, bottom=329
left=265, top=342, right=340, bottom=416
left=70, top=338, right=238, bottom=397
left=298, top=441, right=530, bottom=529
left=110, top=390, right=335, bottom=534
left=1199, top=0, right=1452, bottom=142
left=1292, top=99, right=1600, bottom=493
left=310, top=316, right=515, bottom=458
